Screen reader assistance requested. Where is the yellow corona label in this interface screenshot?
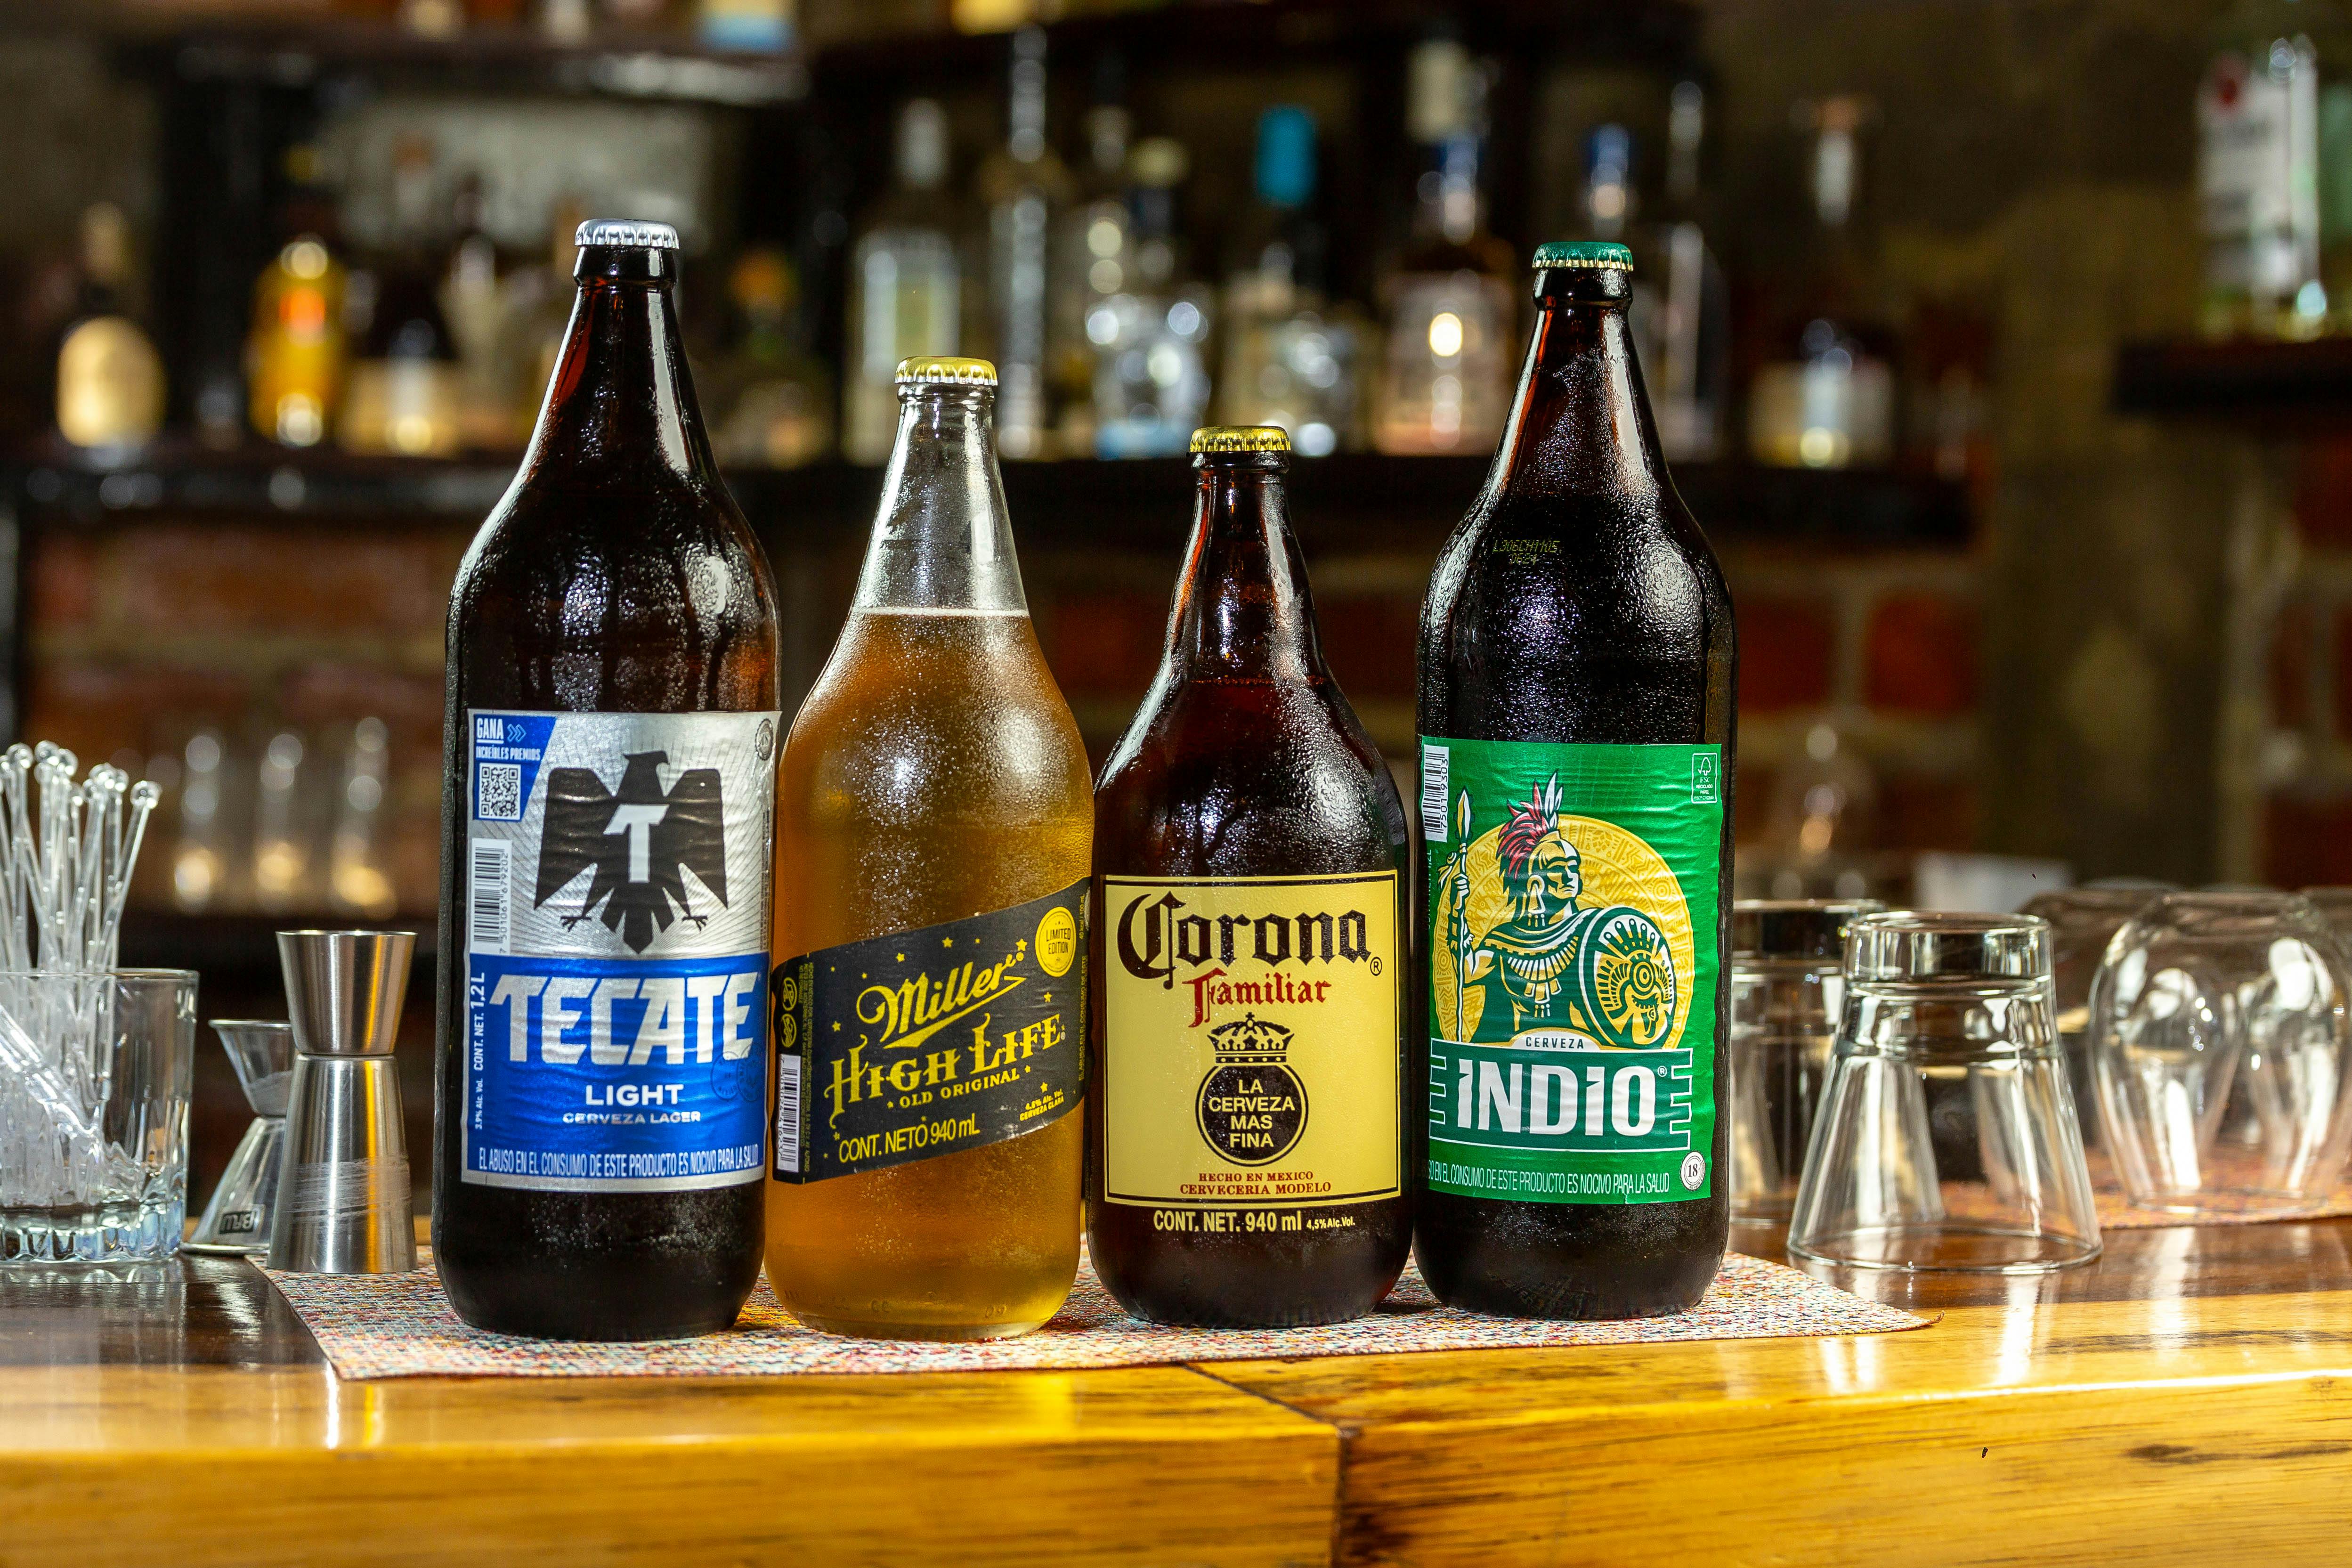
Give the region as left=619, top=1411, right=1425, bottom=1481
left=1102, top=872, right=1401, bottom=1209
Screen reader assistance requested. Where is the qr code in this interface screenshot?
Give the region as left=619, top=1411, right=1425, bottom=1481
left=476, top=762, right=524, bottom=822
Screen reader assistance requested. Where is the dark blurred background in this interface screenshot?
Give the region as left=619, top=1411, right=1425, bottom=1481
left=0, top=0, right=2340, bottom=1190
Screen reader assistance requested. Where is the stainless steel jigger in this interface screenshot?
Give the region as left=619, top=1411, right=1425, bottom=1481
left=268, top=930, right=418, bottom=1274
left=186, top=1020, right=295, bottom=1255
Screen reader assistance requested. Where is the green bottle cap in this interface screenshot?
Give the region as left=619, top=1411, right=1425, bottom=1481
left=1532, top=241, right=1634, bottom=272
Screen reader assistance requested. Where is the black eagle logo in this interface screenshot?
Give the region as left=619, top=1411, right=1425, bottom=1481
left=534, top=750, right=728, bottom=954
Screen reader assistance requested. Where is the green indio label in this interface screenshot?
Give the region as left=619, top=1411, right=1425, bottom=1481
left=1419, top=737, right=1723, bottom=1205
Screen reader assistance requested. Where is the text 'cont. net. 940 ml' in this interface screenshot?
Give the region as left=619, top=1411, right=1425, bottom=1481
left=436, top=220, right=782, bottom=1342
left=1089, top=425, right=1411, bottom=1328
left=1416, top=241, right=1738, bottom=1319
left=766, top=356, right=1093, bottom=1341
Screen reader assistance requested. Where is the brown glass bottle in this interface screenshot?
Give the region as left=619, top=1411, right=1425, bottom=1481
left=435, top=221, right=781, bottom=1341
left=1415, top=242, right=1736, bottom=1320
left=1089, top=425, right=1411, bottom=1328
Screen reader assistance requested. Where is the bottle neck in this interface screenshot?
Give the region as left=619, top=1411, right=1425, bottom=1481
left=1480, top=269, right=1665, bottom=507
left=1165, top=457, right=1321, bottom=683
left=525, top=245, right=717, bottom=485
left=854, top=386, right=1029, bottom=614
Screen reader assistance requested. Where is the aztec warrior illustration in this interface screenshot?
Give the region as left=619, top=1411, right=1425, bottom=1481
left=1441, top=775, right=1680, bottom=1049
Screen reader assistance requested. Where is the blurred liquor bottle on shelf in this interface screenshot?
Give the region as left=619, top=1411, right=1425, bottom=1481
left=539, top=0, right=593, bottom=41
left=55, top=202, right=164, bottom=455
left=1049, top=63, right=1131, bottom=457
left=441, top=173, right=519, bottom=449
left=329, top=718, right=398, bottom=920
left=400, top=0, right=464, bottom=35
left=252, top=730, right=314, bottom=915
left=697, top=0, right=792, bottom=51
left=498, top=196, right=588, bottom=432
left=1217, top=106, right=1362, bottom=455
left=1747, top=96, right=1895, bottom=471
left=1090, top=137, right=1214, bottom=458
left=1753, top=715, right=1884, bottom=901
left=708, top=248, right=833, bottom=467
left=846, top=100, right=962, bottom=464
left=247, top=148, right=353, bottom=449
left=1372, top=38, right=1514, bottom=456
left=340, top=136, right=462, bottom=456
left=978, top=24, right=1074, bottom=458
left=2197, top=0, right=2350, bottom=338
left=1629, top=84, right=1730, bottom=463
left=170, top=729, right=232, bottom=914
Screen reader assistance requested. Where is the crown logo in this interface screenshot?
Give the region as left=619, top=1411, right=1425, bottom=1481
left=1207, top=1013, right=1292, bottom=1064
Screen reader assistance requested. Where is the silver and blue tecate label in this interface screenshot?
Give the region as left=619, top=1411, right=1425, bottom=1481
left=461, top=707, right=779, bottom=1192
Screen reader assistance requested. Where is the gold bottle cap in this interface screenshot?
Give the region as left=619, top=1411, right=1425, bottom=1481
left=1189, top=425, right=1291, bottom=454
left=896, top=356, right=998, bottom=387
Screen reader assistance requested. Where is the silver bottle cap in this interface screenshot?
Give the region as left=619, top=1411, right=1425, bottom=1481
left=575, top=219, right=681, bottom=250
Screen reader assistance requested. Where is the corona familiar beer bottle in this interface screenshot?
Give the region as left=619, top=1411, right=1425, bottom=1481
left=1416, top=241, right=1736, bottom=1318
left=768, top=356, right=1091, bottom=1339
left=436, top=220, right=782, bottom=1341
left=1090, top=426, right=1411, bottom=1327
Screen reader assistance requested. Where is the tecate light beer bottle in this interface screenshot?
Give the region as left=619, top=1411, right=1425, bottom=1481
left=1089, top=426, right=1411, bottom=1327
left=1416, top=241, right=1737, bottom=1319
left=767, top=356, right=1091, bottom=1340
left=435, top=220, right=782, bottom=1341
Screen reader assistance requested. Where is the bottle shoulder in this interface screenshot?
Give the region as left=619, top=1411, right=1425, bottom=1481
left=451, top=479, right=779, bottom=640
left=1095, top=675, right=1407, bottom=876
left=779, top=612, right=1092, bottom=819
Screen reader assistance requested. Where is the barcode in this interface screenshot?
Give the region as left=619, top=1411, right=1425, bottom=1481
left=1420, top=743, right=1450, bottom=841
left=774, top=1053, right=802, bottom=1174
left=469, top=839, right=512, bottom=956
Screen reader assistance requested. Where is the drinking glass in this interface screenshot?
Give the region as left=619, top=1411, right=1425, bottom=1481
left=2019, top=883, right=2172, bottom=1150
left=1788, top=912, right=2100, bottom=1272
left=0, top=969, right=199, bottom=1264
left=2092, top=892, right=2352, bottom=1215
left=1728, top=899, right=1883, bottom=1223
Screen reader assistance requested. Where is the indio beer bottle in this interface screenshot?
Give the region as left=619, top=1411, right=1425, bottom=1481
left=1416, top=241, right=1737, bottom=1318
left=767, top=356, right=1091, bottom=1339
left=436, top=220, right=781, bottom=1341
left=1090, top=426, right=1411, bottom=1327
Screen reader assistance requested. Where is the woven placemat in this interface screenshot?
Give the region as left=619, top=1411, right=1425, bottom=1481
left=2097, top=1189, right=2352, bottom=1228
left=260, top=1247, right=1926, bottom=1380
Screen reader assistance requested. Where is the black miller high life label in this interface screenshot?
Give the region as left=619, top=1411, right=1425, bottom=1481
left=770, top=880, right=1087, bottom=1183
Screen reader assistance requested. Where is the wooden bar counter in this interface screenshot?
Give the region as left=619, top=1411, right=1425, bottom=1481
left=2, top=1220, right=2347, bottom=1566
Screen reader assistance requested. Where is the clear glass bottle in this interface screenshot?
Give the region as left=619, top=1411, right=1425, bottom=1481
left=1631, top=83, right=1728, bottom=463
left=767, top=356, right=1091, bottom=1340
left=2199, top=0, right=2348, bottom=338
left=1747, top=96, right=1896, bottom=470
left=441, top=172, right=516, bottom=451
left=1050, top=76, right=1131, bottom=457
left=1217, top=106, right=1362, bottom=456
left=1373, top=39, right=1516, bottom=456
left=977, top=25, right=1074, bottom=460
left=846, top=100, right=962, bottom=464
left=707, top=248, right=834, bottom=468
left=1090, top=137, right=1214, bottom=458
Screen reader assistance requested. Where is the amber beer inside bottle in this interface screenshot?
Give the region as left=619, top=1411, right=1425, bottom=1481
left=435, top=222, right=780, bottom=1341
left=767, top=357, right=1091, bottom=1340
left=1088, top=426, right=1411, bottom=1327
left=1415, top=244, right=1736, bottom=1319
